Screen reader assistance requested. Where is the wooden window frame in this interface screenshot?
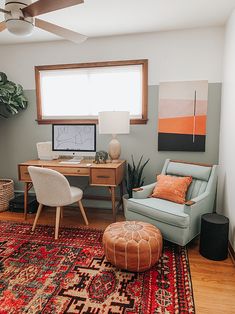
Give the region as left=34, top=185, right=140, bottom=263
left=35, top=59, right=148, bottom=125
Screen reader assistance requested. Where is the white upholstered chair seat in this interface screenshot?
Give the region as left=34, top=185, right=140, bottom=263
left=70, top=186, right=83, bottom=204
left=28, top=166, right=88, bottom=239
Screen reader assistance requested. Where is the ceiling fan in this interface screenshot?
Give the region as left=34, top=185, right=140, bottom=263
left=0, top=0, right=87, bottom=43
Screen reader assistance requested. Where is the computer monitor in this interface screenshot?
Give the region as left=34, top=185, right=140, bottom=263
left=52, top=124, right=96, bottom=159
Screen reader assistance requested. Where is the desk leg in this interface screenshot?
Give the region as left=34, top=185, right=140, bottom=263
left=24, top=182, right=33, bottom=221
left=109, top=186, right=116, bottom=222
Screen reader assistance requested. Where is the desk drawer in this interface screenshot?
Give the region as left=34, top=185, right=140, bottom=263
left=91, top=169, right=116, bottom=185
left=19, top=165, right=31, bottom=181
left=46, top=166, right=89, bottom=176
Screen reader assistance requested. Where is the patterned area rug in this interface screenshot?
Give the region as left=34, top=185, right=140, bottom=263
left=0, top=221, right=195, bottom=313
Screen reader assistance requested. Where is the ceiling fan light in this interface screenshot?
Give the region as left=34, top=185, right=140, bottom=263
left=6, top=19, right=34, bottom=36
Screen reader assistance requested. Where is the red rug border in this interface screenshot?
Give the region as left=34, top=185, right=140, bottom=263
left=184, top=244, right=196, bottom=313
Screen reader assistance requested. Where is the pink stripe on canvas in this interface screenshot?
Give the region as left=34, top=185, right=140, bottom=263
left=159, top=99, right=208, bottom=118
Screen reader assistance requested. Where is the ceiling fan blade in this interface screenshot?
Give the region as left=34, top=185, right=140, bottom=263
left=0, top=21, right=6, bottom=32
left=35, top=19, right=87, bottom=44
left=22, top=0, right=84, bottom=18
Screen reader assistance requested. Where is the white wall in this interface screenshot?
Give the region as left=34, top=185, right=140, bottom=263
left=218, top=10, right=235, bottom=250
left=0, top=27, right=224, bottom=88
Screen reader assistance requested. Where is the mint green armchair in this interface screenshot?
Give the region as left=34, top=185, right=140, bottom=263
left=125, top=159, right=218, bottom=246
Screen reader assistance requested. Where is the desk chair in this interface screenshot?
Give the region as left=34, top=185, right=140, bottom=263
left=28, top=166, right=88, bottom=239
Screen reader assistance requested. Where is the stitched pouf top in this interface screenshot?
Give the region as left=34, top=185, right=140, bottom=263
left=103, top=221, right=163, bottom=272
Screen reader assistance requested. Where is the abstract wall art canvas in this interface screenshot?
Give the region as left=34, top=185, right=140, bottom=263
left=158, top=80, right=208, bottom=151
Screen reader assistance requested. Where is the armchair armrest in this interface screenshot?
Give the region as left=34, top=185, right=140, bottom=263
left=185, top=192, right=210, bottom=206
left=132, top=187, right=144, bottom=192
left=132, top=183, right=156, bottom=199
left=184, top=192, right=211, bottom=216
left=185, top=200, right=195, bottom=206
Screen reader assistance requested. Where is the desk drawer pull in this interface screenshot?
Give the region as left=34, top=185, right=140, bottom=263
left=97, top=175, right=110, bottom=178
left=24, top=172, right=29, bottom=175
left=77, top=170, right=80, bottom=173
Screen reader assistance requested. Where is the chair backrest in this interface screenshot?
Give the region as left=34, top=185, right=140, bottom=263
left=161, top=159, right=217, bottom=200
left=28, top=166, right=72, bottom=206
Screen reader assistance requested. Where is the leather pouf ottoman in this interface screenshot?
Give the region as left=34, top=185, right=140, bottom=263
left=103, top=221, right=163, bottom=272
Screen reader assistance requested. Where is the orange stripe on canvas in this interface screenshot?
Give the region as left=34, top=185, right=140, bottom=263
left=158, top=116, right=207, bottom=135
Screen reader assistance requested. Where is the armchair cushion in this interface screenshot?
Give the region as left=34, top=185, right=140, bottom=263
left=127, top=197, right=189, bottom=228
left=186, top=179, right=207, bottom=200
left=151, top=174, right=192, bottom=204
left=166, top=162, right=211, bottom=181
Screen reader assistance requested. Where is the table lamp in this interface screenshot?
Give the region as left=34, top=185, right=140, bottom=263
left=98, top=111, right=130, bottom=162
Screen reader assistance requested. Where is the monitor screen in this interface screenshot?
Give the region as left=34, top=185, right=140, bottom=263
left=52, top=124, right=96, bottom=153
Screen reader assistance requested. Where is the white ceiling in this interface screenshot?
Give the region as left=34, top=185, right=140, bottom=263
left=0, top=0, right=234, bottom=44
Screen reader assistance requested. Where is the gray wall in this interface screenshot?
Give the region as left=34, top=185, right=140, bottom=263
left=0, top=83, right=221, bottom=196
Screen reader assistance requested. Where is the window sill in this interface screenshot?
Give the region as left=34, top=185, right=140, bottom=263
left=36, top=118, right=148, bottom=125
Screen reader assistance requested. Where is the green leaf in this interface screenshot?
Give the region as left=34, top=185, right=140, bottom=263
left=2, top=82, right=16, bottom=94
left=7, top=104, right=18, bottom=114
left=0, top=72, right=7, bottom=85
left=125, top=155, right=150, bottom=197
left=136, top=155, right=143, bottom=173
left=15, top=84, right=23, bottom=95
left=0, top=88, right=10, bottom=97
left=0, top=72, right=28, bottom=119
left=137, top=158, right=150, bottom=186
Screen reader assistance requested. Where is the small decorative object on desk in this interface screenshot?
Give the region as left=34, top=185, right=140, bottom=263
left=94, top=150, right=109, bottom=164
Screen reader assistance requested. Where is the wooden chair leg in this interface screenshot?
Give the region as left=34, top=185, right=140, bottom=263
left=55, top=207, right=61, bottom=240
left=32, top=203, right=43, bottom=232
left=78, top=200, right=88, bottom=225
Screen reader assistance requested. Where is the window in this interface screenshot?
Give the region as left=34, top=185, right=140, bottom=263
left=35, top=60, right=148, bottom=124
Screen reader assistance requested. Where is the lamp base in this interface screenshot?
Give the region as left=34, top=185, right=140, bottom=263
left=110, top=159, right=120, bottom=163
left=109, top=137, right=121, bottom=162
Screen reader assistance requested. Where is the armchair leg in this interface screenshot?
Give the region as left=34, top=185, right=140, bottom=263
left=78, top=200, right=88, bottom=225
left=32, top=203, right=43, bottom=232
left=55, top=206, right=61, bottom=240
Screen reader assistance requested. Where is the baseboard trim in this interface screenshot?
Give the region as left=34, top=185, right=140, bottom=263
left=228, top=241, right=235, bottom=265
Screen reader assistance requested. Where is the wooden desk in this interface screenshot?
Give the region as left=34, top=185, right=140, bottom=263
left=18, top=159, right=126, bottom=222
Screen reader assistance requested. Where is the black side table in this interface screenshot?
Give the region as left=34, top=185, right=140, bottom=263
left=199, top=213, right=229, bottom=261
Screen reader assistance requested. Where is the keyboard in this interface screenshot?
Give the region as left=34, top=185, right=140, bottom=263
left=59, top=161, right=81, bottom=164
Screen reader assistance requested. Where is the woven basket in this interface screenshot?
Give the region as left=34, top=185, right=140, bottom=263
left=0, top=179, right=14, bottom=212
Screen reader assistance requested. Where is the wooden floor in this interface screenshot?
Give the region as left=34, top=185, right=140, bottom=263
left=0, top=207, right=235, bottom=314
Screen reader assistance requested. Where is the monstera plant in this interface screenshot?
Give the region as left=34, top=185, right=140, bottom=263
left=0, top=72, right=28, bottom=118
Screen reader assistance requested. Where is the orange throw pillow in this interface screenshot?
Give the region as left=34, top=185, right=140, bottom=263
left=151, top=175, right=192, bottom=204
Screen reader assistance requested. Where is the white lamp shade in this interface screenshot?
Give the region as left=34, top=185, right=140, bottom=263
left=98, top=111, right=130, bottom=135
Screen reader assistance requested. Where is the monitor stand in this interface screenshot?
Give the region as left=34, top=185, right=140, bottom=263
left=67, top=156, right=84, bottom=162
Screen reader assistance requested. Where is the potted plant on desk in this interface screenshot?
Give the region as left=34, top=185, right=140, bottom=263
left=123, top=155, right=149, bottom=213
